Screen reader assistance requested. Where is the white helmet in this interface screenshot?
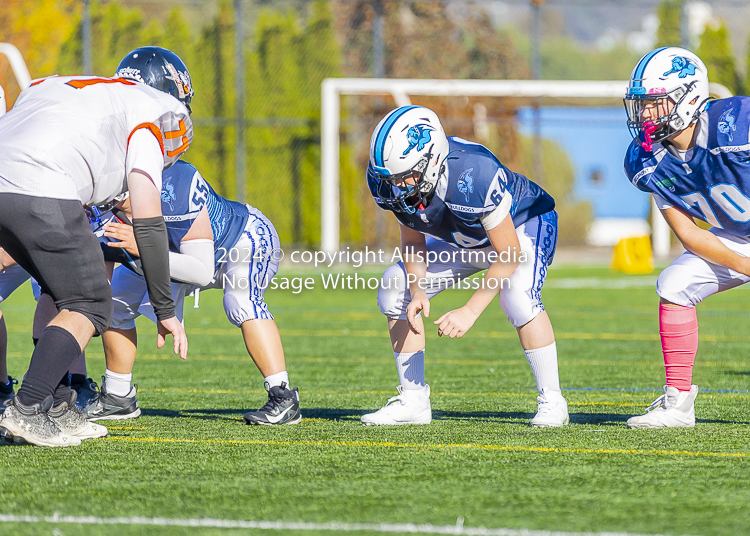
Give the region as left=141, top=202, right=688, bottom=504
left=368, top=105, right=450, bottom=213
left=624, top=47, right=710, bottom=150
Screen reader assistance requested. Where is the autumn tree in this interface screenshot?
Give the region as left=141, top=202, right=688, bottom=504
left=0, top=0, right=77, bottom=107
left=697, top=21, right=743, bottom=96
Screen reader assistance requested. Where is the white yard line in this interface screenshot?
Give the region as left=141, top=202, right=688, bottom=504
left=0, top=513, right=686, bottom=536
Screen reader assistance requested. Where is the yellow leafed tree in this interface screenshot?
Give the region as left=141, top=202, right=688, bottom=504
left=0, top=0, right=78, bottom=107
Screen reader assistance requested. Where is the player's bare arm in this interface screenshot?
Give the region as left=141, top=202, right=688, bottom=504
left=434, top=214, right=521, bottom=339
left=400, top=224, right=430, bottom=333
left=661, top=206, right=750, bottom=278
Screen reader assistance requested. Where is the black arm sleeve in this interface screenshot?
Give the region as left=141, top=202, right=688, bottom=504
left=132, top=216, right=175, bottom=321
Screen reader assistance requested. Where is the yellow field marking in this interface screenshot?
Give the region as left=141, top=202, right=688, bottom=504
left=105, top=426, right=147, bottom=430
left=179, top=327, right=750, bottom=344
left=14, top=350, right=740, bottom=369
left=568, top=401, right=644, bottom=407
left=103, top=435, right=750, bottom=459
left=7, top=325, right=750, bottom=343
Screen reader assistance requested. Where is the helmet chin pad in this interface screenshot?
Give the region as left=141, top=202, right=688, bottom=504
left=641, top=121, right=659, bottom=152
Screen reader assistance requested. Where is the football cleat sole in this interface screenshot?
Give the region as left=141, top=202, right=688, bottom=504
left=88, top=408, right=142, bottom=422
left=244, top=413, right=302, bottom=426
left=0, top=424, right=81, bottom=447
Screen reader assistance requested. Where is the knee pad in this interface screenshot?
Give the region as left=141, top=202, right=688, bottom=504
left=223, top=292, right=273, bottom=327
left=499, top=287, right=541, bottom=328
left=377, top=263, right=409, bottom=318
left=656, top=265, right=700, bottom=307
left=109, top=297, right=138, bottom=330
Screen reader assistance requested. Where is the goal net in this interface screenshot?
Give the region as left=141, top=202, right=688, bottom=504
left=321, top=78, right=732, bottom=257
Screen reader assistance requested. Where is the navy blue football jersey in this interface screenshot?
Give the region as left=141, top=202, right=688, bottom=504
left=368, top=136, right=555, bottom=248
left=160, top=161, right=249, bottom=261
left=92, top=161, right=249, bottom=269
left=624, top=96, right=750, bottom=237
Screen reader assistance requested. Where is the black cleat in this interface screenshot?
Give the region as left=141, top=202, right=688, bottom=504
left=244, top=382, right=301, bottom=425
left=0, top=377, right=18, bottom=413
left=72, top=377, right=99, bottom=409
left=82, top=377, right=141, bottom=421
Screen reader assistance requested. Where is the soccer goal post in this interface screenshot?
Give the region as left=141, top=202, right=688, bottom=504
left=0, top=42, right=32, bottom=117
left=320, top=78, right=732, bottom=256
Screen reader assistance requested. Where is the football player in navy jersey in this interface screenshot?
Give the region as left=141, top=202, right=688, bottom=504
left=81, top=160, right=301, bottom=425
left=623, top=47, right=750, bottom=428
left=361, top=106, right=568, bottom=427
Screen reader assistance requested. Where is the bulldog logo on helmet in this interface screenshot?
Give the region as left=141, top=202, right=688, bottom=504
left=403, top=125, right=434, bottom=156
left=663, top=56, right=697, bottom=79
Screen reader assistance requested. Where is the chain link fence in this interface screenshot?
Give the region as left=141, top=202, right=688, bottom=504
left=1, top=0, right=748, bottom=251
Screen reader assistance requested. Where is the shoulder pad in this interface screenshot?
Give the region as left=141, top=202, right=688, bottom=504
left=443, top=146, right=507, bottom=213
left=706, top=96, right=750, bottom=152
left=157, top=111, right=193, bottom=167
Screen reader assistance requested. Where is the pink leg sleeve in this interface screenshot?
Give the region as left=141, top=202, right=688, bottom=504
left=659, top=303, right=699, bottom=391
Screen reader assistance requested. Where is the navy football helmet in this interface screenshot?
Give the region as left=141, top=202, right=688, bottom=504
left=115, top=46, right=194, bottom=113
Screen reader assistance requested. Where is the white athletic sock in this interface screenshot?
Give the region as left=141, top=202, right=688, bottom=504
left=105, top=369, right=133, bottom=397
left=524, top=342, right=562, bottom=394
left=395, top=350, right=426, bottom=390
left=264, top=370, right=290, bottom=390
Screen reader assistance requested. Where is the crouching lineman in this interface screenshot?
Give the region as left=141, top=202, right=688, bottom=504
left=0, top=46, right=191, bottom=447
left=362, top=105, right=568, bottom=427
left=623, top=47, right=750, bottom=428
left=82, top=158, right=301, bottom=425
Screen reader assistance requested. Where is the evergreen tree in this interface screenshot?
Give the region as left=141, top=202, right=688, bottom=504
left=57, top=0, right=147, bottom=76
left=656, top=0, right=683, bottom=48
left=190, top=2, right=235, bottom=198
left=697, top=22, right=742, bottom=96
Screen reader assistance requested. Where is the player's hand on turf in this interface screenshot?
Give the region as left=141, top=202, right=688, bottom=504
left=157, top=316, right=188, bottom=360
left=434, top=306, right=478, bottom=339
left=104, top=222, right=140, bottom=256
left=406, top=292, right=430, bottom=334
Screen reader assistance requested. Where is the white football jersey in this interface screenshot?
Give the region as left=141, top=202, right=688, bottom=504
left=0, top=75, right=193, bottom=206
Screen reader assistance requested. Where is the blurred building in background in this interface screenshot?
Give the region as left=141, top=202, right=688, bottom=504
left=0, top=0, right=748, bottom=251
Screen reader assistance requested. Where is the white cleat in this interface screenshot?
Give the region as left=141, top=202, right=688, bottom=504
left=530, top=388, right=569, bottom=428
left=361, top=385, right=432, bottom=425
left=627, top=385, right=698, bottom=429
left=48, top=391, right=108, bottom=440
left=0, top=396, right=81, bottom=447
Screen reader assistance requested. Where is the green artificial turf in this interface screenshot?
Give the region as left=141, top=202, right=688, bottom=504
left=0, top=264, right=748, bottom=536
